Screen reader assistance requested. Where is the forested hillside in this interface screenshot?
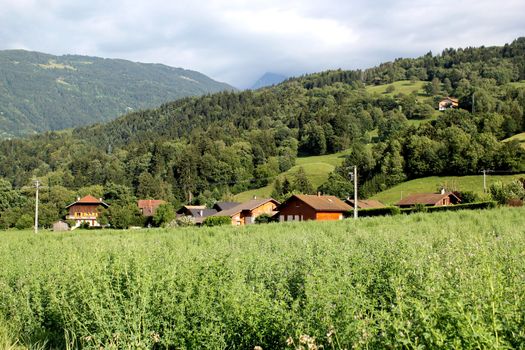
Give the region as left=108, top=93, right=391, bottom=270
left=0, top=50, right=235, bottom=138
left=1, top=38, right=524, bottom=229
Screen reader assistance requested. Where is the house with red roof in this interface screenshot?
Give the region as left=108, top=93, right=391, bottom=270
left=395, top=191, right=461, bottom=208
left=137, top=199, right=166, bottom=217
left=65, top=195, right=109, bottom=228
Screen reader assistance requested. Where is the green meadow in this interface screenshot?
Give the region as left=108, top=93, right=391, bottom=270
left=1, top=207, right=525, bottom=349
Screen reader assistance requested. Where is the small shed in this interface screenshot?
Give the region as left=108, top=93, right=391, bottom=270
left=52, top=220, right=70, bottom=232
left=345, top=199, right=386, bottom=209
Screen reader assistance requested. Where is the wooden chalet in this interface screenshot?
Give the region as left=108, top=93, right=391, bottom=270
left=137, top=199, right=166, bottom=217
left=396, top=192, right=461, bottom=208
left=176, top=202, right=241, bottom=225
left=277, top=194, right=352, bottom=222
left=438, top=97, right=459, bottom=111
left=213, top=198, right=279, bottom=225
left=345, top=199, right=386, bottom=209
left=65, top=195, right=109, bottom=228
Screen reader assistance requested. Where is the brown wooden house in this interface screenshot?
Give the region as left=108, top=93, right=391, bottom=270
left=65, top=195, right=109, bottom=228
left=137, top=199, right=166, bottom=217
left=396, top=192, right=461, bottom=208
left=277, top=194, right=352, bottom=222
left=213, top=198, right=279, bottom=225
left=438, top=97, right=459, bottom=111
left=345, top=199, right=386, bottom=209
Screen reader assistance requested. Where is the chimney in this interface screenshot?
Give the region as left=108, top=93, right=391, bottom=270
left=76, top=196, right=80, bottom=201
left=99, top=198, right=103, bottom=202
left=317, top=192, right=321, bottom=196
left=440, top=187, right=446, bottom=195
left=199, top=209, right=203, bottom=217
left=253, top=195, right=257, bottom=200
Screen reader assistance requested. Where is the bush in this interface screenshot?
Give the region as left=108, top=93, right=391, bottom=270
left=15, top=214, right=33, bottom=230
left=401, top=201, right=497, bottom=214
left=355, top=207, right=401, bottom=217
left=152, top=204, right=175, bottom=227
left=202, top=216, right=231, bottom=227
left=255, top=214, right=274, bottom=224
left=489, top=180, right=525, bottom=205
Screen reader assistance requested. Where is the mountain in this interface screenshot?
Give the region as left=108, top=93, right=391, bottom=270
left=250, top=72, right=287, bottom=89
left=0, top=50, right=235, bottom=138
left=0, top=38, right=524, bottom=220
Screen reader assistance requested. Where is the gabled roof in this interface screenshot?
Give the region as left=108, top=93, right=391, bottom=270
left=346, top=199, right=386, bottom=209
left=137, top=199, right=166, bottom=216
left=214, top=198, right=280, bottom=217
left=137, top=199, right=166, bottom=209
left=396, top=192, right=461, bottom=206
left=213, top=202, right=241, bottom=212
left=281, top=194, right=352, bottom=212
left=65, top=195, right=109, bottom=208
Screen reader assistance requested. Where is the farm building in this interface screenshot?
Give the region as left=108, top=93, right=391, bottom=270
left=65, top=195, right=109, bottom=228
left=176, top=202, right=241, bottom=225
left=52, top=220, right=69, bottom=232
left=438, top=97, right=459, bottom=111
left=137, top=199, right=166, bottom=217
left=213, top=198, right=279, bottom=225
left=345, top=199, right=386, bottom=209
left=396, top=192, right=461, bottom=208
left=277, top=194, right=352, bottom=222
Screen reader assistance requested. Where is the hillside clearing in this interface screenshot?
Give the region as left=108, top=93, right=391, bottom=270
left=234, top=150, right=351, bottom=201
left=503, top=132, right=525, bottom=149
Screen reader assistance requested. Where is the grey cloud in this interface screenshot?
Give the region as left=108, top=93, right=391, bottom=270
left=0, top=0, right=523, bottom=88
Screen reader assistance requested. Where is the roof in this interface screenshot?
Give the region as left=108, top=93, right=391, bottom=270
left=396, top=192, right=461, bottom=206
left=214, top=198, right=280, bottom=217
left=346, top=199, right=386, bottom=209
left=440, top=97, right=459, bottom=103
left=137, top=199, right=166, bottom=209
left=281, top=194, right=352, bottom=212
left=213, top=202, right=241, bottom=211
left=137, top=199, right=166, bottom=216
left=65, top=195, right=109, bottom=208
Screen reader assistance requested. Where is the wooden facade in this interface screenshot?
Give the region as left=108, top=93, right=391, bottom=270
left=65, top=195, right=109, bottom=228
left=214, top=198, right=279, bottom=226
left=277, top=194, right=351, bottom=222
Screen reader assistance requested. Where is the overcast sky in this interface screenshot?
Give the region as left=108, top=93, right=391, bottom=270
left=1, top=0, right=524, bottom=88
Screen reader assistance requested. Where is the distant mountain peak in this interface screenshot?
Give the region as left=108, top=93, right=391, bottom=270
left=251, top=72, right=287, bottom=90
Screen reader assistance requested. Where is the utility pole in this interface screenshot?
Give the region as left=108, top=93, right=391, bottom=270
left=481, top=169, right=492, bottom=193
left=353, top=166, right=358, bottom=219
left=33, top=179, right=40, bottom=233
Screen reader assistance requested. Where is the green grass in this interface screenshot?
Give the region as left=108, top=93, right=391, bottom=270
left=234, top=150, right=351, bottom=201
left=372, top=174, right=525, bottom=205
left=503, top=132, right=525, bottom=149
left=1, top=207, right=525, bottom=349
left=365, top=80, right=427, bottom=97
left=508, top=80, right=525, bottom=88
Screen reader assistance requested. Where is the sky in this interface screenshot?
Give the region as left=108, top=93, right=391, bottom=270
left=0, top=0, right=524, bottom=88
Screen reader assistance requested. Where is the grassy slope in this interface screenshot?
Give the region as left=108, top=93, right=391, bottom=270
left=365, top=80, right=427, bottom=96
left=1, top=207, right=525, bottom=348
left=372, top=174, right=525, bottom=205
left=234, top=150, right=351, bottom=201
left=503, top=132, right=525, bottom=149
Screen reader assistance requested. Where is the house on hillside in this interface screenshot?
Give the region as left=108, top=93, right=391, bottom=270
left=213, top=198, right=279, bottom=225
left=277, top=194, right=352, bottom=222
left=438, top=97, right=459, bottom=111
left=137, top=199, right=166, bottom=217
left=345, top=199, right=386, bottom=209
left=65, top=195, right=109, bottom=228
left=396, top=191, right=461, bottom=208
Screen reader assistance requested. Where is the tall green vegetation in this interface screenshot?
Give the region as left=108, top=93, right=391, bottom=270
left=0, top=39, right=524, bottom=227
left=0, top=208, right=524, bottom=348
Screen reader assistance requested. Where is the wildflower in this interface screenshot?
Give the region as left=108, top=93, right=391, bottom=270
left=286, top=337, right=294, bottom=346
left=254, top=346, right=263, bottom=350
left=299, top=334, right=309, bottom=344
left=150, top=332, right=161, bottom=343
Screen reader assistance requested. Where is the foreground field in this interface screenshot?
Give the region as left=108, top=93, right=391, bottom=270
left=1, top=207, right=525, bottom=349
left=372, top=174, right=524, bottom=204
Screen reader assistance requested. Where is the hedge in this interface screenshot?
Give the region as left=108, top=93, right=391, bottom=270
left=202, top=216, right=231, bottom=227
left=352, top=201, right=497, bottom=217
